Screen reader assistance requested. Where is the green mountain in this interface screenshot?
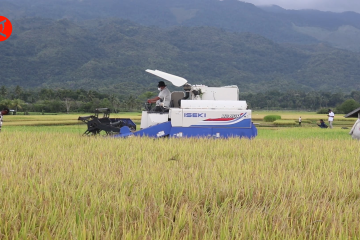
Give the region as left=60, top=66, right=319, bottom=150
left=2, top=0, right=360, bottom=51
left=260, top=6, right=360, bottom=52
left=1, top=18, right=360, bottom=94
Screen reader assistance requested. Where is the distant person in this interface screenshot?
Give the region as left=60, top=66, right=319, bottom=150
left=147, top=81, right=171, bottom=112
left=298, top=116, right=302, bottom=126
left=0, top=108, right=10, bottom=132
left=317, top=119, right=328, bottom=128
left=349, top=117, right=360, bottom=140
left=328, top=109, right=335, bottom=129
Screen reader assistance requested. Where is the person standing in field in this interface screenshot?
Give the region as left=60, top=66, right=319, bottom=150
left=328, top=109, right=335, bottom=129
left=0, top=108, right=10, bottom=132
left=298, top=116, right=302, bottom=126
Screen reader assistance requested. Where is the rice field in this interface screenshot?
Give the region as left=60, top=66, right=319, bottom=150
left=2, top=113, right=142, bottom=127
left=0, top=112, right=359, bottom=239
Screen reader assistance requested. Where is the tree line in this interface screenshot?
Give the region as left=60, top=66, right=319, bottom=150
left=242, top=90, right=360, bottom=113
left=1, top=86, right=360, bottom=114
left=0, top=86, right=154, bottom=114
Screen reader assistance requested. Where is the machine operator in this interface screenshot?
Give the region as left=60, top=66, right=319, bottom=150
left=147, top=81, right=171, bottom=112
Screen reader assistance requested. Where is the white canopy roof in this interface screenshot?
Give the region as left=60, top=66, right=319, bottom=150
left=145, top=69, right=188, bottom=87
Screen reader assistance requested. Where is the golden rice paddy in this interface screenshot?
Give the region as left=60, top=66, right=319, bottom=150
left=0, top=112, right=359, bottom=239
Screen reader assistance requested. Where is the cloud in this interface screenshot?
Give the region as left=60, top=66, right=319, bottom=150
left=243, top=0, right=360, bottom=13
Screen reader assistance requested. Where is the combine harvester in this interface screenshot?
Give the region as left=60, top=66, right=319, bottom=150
left=115, top=69, right=257, bottom=138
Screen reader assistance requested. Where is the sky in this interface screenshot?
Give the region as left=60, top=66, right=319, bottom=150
left=243, top=0, right=360, bottom=13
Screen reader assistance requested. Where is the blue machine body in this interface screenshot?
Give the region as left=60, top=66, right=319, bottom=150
left=114, top=118, right=257, bottom=139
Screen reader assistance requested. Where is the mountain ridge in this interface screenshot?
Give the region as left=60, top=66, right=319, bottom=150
left=1, top=0, right=360, bottom=51
left=1, top=18, right=360, bottom=94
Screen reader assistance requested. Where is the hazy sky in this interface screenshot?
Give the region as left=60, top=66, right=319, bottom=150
left=243, top=0, right=360, bottom=13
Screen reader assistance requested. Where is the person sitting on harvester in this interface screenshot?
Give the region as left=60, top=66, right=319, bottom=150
left=147, top=81, right=171, bottom=112
left=317, top=119, right=328, bottom=128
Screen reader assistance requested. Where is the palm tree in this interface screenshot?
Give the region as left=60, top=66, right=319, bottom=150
left=64, top=98, right=72, bottom=114
left=87, top=90, right=95, bottom=101
left=0, top=86, right=7, bottom=98
left=78, top=93, right=87, bottom=102
left=0, top=99, right=12, bottom=109
left=11, top=99, right=24, bottom=112
left=126, top=95, right=137, bottom=110
left=109, top=94, right=120, bottom=113
left=14, top=85, right=23, bottom=99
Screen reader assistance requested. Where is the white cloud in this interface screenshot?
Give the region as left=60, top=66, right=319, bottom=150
left=242, top=0, right=360, bottom=13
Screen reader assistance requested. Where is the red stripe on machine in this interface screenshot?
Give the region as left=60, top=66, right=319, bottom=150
left=204, top=118, right=235, bottom=121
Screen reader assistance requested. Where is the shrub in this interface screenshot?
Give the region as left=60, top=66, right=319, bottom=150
left=317, top=108, right=330, bottom=114
left=264, top=115, right=281, bottom=122
left=336, top=99, right=360, bottom=114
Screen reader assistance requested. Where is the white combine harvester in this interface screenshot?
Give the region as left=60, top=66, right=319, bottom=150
left=115, top=69, right=257, bottom=138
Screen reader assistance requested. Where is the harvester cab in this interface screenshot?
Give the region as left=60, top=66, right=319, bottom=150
left=114, top=69, right=257, bottom=139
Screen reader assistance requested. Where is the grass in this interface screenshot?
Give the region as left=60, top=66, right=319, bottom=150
left=259, top=127, right=351, bottom=139
left=252, top=110, right=351, bottom=121
left=2, top=112, right=142, bottom=127
left=4, top=125, right=87, bottom=134
left=252, top=111, right=356, bottom=128
left=0, top=132, right=359, bottom=239
left=273, top=120, right=297, bottom=126
left=1, top=111, right=359, bottom=238
left=1, top=111, right=355, bottom=140
left=3, top=125, right=353, bottom=140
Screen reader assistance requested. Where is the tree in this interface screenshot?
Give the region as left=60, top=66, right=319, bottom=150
left=48, top=100, right=64, bottom=113
left=39, top=89, right=54, bottom=100
left=87, top=90, right=95, bottom=101
left=14, top=85, right=23, bottom=99
left=11, top=99, right=24, bottom=112
left=0, top=86, right=7, bottom=99
left=336, top=99, right=360, bottom=114
left=350, top=91, right=360, bottom=103
left=0, top=99, right=12, bottom=109
left=91, top=98, right=101, bottom=109
left=100, top=98, right=112, bottom=109
left=64, top=98, right=72, bottom=114
left=138, top=91, right=155, bottom=102
left=125, top=95, right=139, bottom=110
left=109, top=94, right=120, bottom=113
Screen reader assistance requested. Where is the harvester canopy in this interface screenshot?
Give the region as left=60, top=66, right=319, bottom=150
left=145, top=69, right=188, bottom=87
